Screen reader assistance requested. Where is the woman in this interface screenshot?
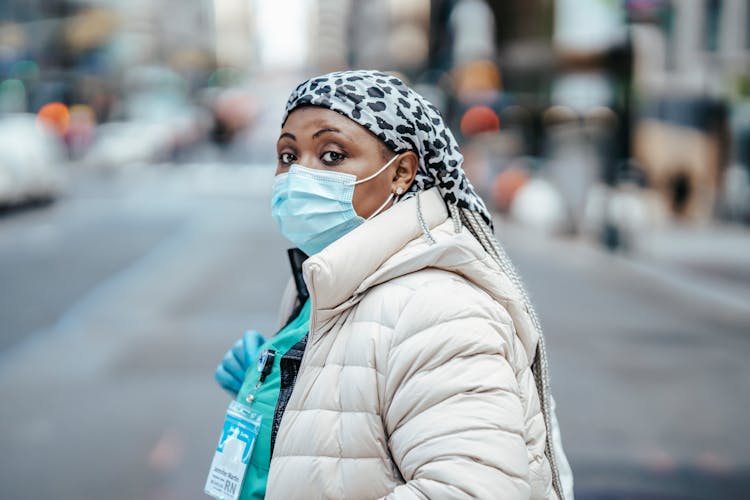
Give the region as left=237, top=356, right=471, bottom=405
left=212, top=70, right=573, bottom=500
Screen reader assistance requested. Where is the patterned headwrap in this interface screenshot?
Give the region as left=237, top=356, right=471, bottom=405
left=282, top=69, right=492, bottom=227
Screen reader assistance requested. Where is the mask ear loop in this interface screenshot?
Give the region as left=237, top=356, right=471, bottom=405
left=358, top=154, right=401, bottom=220
left=366, top=185, right=404, bottom=221
left=366, top=192, right=394, bottom=220
left=354, top=154, right=399, bottom=185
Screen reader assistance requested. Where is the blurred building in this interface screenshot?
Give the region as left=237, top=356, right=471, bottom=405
left=213, top=0, right=257, bottom=71
left=4, top=0, right=746, bottom=224
left=629, top=0, right=748, bottom=222
left=0, top=0, right=217, bottom=119
left=307, top=0, right=430, bottom=76
left=309, top=0, right=351, bottom=72
left=547, top=0, right=750, bottom=226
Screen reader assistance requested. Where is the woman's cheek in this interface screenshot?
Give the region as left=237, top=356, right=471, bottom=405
left=352, top=188, right=373, bottom=218
left=353, top=184, right=383, bottom=218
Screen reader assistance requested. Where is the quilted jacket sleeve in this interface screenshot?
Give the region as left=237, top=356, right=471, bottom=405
left=381, top=277, right=531, bottom=500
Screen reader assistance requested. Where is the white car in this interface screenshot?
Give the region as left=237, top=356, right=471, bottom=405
left=81, top=120, right=175, bottom=170
left=0, top=114, right=67, bottom=206
left=80, top=65, right=210, bottom=171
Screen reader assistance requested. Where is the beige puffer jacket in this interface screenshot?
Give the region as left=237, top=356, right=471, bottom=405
left=266, top=188, right=560, bottom=499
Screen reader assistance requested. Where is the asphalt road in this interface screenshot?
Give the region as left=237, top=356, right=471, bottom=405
left=1, top=166, right=748, bottom=500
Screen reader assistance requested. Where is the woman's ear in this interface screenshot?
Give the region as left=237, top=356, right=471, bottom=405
left=393, top=151, right=418, bottom=193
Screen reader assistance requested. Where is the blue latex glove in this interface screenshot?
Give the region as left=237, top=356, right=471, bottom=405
left=215, top=330, right=266, bottom=396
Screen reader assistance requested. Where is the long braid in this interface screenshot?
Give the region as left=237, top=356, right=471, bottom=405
left=457, top=207, right=564, bottom=500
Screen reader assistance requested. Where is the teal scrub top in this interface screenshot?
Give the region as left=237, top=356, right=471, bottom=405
left=235, top=299, right=311, bottom=500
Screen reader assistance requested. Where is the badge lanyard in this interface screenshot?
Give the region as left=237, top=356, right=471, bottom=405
left=244, top=349, right=275, bottom=405
left=204, top=349, right=276, bottom=500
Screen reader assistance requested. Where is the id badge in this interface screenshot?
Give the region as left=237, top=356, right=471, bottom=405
left=204, top=401, right=262, bottom=500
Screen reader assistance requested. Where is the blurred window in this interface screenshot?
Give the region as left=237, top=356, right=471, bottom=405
left=704, top=0, right=722, bottom=51
left=659, top=4, right=676, bottom=71
left=1, top=0, right=74, bottom=22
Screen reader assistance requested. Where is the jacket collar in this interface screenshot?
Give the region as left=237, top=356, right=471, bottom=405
left=302, top=188, right=446, bottom=332
left=301, top=187, right=537, bottom=360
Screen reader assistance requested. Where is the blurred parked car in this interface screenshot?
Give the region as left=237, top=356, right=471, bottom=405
left=81, top=120, right=177, bottom=169
left=81, top=65, right=210, bottom=170
left=0, top=114, right=67, bottom=207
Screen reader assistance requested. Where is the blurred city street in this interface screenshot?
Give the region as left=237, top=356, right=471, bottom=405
left=4, top=0, right=750, bottom=499
left=0, top=164, right=749, bottom=500
left=0, top=165, right=287, bottom=500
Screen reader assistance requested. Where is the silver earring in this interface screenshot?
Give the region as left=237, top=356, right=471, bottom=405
left=396, top=186, right=404, bottom=195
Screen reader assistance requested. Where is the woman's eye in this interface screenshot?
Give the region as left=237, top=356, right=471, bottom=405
left=321, top=151, right=346, bottom=165
left=279, top=152, right=296, bottom=165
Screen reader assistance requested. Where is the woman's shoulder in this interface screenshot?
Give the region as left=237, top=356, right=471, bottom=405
left=378, top=266, right=471, bottom=291
left=354, top=267, right=519, bottom=372
left=361, top=267, right=511, bottom=327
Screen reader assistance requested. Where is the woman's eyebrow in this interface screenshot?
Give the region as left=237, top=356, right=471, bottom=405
left=278, top=132, right=296, bottom=141
left=313, top=127, right=349, bottom=140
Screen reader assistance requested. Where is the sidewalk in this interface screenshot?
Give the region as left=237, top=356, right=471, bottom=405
left=629, top=224, right=750, bottom=318
left=497, top=220, right=750, bottom=321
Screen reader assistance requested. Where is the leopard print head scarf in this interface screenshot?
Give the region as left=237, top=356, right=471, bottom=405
left=282, top=69, right=492, bottom=227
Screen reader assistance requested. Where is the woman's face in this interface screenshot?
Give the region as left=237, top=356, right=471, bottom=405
left=276, top=106, right=417, bottom=219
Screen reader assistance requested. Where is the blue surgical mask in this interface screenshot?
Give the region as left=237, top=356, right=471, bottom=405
left=271, top=155, right=399, bottom=256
